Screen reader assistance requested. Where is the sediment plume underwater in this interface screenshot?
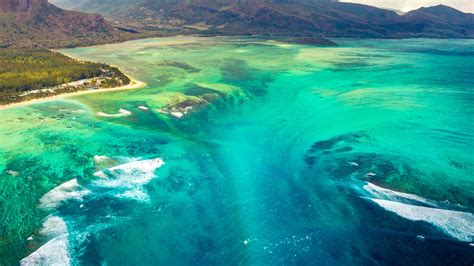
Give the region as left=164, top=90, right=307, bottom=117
left=1, top=37, right=473, bottom=265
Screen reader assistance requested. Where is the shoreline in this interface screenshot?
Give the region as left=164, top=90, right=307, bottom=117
left=0, top=76, right=146, bottom=111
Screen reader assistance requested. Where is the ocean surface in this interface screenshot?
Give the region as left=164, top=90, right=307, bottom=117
left=0, top=37, right=473, bottom=265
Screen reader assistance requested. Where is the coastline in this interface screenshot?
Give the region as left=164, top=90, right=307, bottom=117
left=0, top=76, right=146, bottom=111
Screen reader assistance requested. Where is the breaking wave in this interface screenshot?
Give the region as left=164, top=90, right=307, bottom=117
left=24, top=157, right=165, bottom=264
left=371, top=198, right=474, bottom=242
left=21, top=235, right=70, bottom=266
left=40, top=157, right=165, bottom=208
left=40, top=216, right=68, bottom=238
left=39, top=179, right=91, bottom=210
left=92, top=157, right=164, bottom=201
left=364, top=182, right=474, bottom=242
left=363, top=182, right=435, bottom=207
left=21, top=216, right=70, bottom=266
left=96, top=108, right=132, bottom=117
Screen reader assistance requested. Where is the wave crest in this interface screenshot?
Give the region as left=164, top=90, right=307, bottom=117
left=364, top=182, right=474, bottom=242
left=92, top=158, right=165, bottom=201
left=39, top=179, right=91, bottom=210
left=21, top=216, right=70, bottom=266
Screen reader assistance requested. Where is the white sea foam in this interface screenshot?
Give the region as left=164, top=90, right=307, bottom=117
left=92, top=158, right=165, bottom=201
left=364, top=182, right=474, bottom=242
left=159, top=105, right=193, bottom=118
left=39, top=179, right=91, bottom=209
left=93, top=171, right=108, bottom=179
left=21, top=216, right=70, bottom=266
left=96, top=108, right=132, bottom=117
left=371, top=198, right=474, bottom=242
left=170, top=111, right=184, bottom=118
left=24, top=159, right=164, bottom=264
left=365, top=172, right=377, bottom=177
left=21, top=235, right=70, bottom=266
left=364, top=182, right=432, bottom=205
left=40, top=216, right=68, bottom=238
left=116, top=188, right=149, bottom=201
left=93, top=158, right=164, bottom=186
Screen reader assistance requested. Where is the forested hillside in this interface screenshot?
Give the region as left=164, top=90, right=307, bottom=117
left=0, top=50, right=130, bottom=104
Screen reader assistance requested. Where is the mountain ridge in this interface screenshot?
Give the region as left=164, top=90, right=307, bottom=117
left=50, top=0, right=474, bottom=38
left=1, top=0, right=473, bottom=49
left=0, top=0, right=139, bottom=48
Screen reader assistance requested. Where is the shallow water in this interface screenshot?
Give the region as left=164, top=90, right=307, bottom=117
left=1, top=37, right=473, bottom=265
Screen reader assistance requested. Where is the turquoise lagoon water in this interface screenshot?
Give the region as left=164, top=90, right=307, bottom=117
left=0, top=37, right=473, bottom=265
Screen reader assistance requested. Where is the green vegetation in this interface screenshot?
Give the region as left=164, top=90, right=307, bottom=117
left=0, top=50, right=102, bottom=90
left=0, top=49, right=130, bottom=105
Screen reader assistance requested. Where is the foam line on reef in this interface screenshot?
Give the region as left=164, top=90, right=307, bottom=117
left=39, top=179, right=91, bottom=210
left=93, top=157, right=164, bottom=182
left=370, top=198, right=474, bottom=242
left=96, top=108, right=132, bottom=117
left=21, top=216, right=70, bottom=266
left=40, top=216, right=68, bottom=238
left=24, top=158, right=165, bottom=263
left=39, top=157, right=164, bottom=210
left=21, top=235, right=70, bottom=266
left=93, top=157, right=165, bottom=201
left=363, top=182, right=435, bottom=206
left=364, top=182, right=474, bottom=242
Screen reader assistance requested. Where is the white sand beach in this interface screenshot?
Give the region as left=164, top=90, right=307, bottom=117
left=0, top=77, right=145, bottom=111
